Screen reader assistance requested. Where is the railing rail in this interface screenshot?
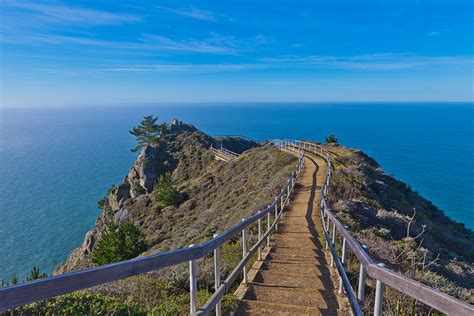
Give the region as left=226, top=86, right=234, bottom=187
left=210, top=145, right=239, bottom=161
left=0, top=143, right=305, bottom=314
left=278, top=139, right=474, bottom=316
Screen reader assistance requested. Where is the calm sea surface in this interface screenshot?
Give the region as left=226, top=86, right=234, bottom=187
left=0, top=103, right=473, bottom=280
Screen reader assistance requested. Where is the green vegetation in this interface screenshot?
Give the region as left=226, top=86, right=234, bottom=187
left=97, top=185, right=115, bottom=210
left=27, top=266, right=48, bottom=281
left=152, top=172, right=181, bottom=207
left=10, top=291, right=144, bottom=315
left=325, top=133, right=338, bottom=144
left=129, top=115, right=168, bottom=152
left=92, top=222, right=148, bottom=266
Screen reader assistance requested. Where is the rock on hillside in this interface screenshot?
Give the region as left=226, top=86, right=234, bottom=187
left=55, top=122, right=296, bottom=274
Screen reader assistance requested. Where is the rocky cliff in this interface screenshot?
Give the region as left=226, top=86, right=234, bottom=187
left=55, top=122, right=297, bottom=274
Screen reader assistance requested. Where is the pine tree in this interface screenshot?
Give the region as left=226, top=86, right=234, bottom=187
left=129, top=115, right=168, bottom=152
left=325, top=133, right=338, bottom=144
left=27, top=266, right=48, bottom=281
left=92, top=222, right=148, bottom=266
left=153, top=172, right=181, bottom=207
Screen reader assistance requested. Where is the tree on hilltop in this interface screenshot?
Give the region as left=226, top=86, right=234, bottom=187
left=129, top=115, right=168, bottom=152
left=325, top=133, right=338, bottom=144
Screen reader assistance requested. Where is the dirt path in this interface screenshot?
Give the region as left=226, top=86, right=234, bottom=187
left=235, top=155, right=344, bottom=315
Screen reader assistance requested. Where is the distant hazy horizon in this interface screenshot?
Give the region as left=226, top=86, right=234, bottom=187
left=2, top=101, right=473, bottom=110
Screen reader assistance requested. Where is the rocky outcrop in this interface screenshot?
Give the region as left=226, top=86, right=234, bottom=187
left=55, top=122, right=275, bottom=274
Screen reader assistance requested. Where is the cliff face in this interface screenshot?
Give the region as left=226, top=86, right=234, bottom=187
left=55, top=123, right=297, bottom=274
left=325, top=144, right=473, bottom=302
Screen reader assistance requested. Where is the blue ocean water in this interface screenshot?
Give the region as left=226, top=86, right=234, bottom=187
left=0, top=103, right=473, bottom=280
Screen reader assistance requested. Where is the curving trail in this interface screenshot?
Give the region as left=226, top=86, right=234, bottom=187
left=236, top=154, right=345, bottom=315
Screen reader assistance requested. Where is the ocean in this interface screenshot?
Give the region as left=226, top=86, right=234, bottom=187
left=0, top=103, right=473, bottom=280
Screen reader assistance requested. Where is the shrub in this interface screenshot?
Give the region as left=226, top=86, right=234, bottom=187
left=27, top=266, right=48, bottom=281
left=153, top=172, right=181, bottom=207
left=11, top=291, right=144, bottom=315
left=325, top=133, right=338, bottom=144
left=92, top=222, right=148, bottom=266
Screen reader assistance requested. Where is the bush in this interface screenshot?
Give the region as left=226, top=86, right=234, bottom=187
left=10, top=291, right=145, bottom=315
left=27, top=266, right=48, bottom=281
left=325, top=133, right=338, bottom=144
left=153, top=172, right=181, bottom=207
left=92, top=222, right=148, bottom=266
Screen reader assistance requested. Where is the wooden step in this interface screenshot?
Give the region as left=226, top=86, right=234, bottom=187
left=253, top=269, right=326, bottom=289
left=260, top=260, right=322, bottom=275
left=243, top=283, right=331, bottom=308
left=236, top=299, right=322, bottom=315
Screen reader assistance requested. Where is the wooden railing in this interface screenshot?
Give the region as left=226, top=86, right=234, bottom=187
left=0, top=144, right=305, bottom=315
left=276, top=139, right=474, bottom=316
left=210, top=145, right=240, bottom=161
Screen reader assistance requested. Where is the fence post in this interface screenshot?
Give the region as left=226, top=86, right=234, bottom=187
left=267, top=209, right=271, bottom=246
left=242, top=219, right=247, bottom=283
left=274, top=203, right=279, bottom=231
left=357, top=245, right=368, bottom=304
left=338, top=230, right=348, bottom=294
left=258, top=211, right=262, bottom=260
left=374, top=263, right=386, bottom=316
left=331, top=222, right=336, bottom=267
left=325, top=214, right=330, bottom=250
left=213, top=235, right=221, bottom=316
left=189, top=244, right=197, bottom=315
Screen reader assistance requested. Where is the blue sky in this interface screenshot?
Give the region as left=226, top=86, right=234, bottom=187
left=0, top=0, right=473, bottom=107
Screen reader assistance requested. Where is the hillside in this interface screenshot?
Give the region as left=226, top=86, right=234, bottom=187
left=56, top=121, right=297, bottom=274
left=323, top=143, right=473, bottom=308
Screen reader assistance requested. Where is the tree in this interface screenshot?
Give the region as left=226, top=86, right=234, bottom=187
left=153, top=172, right=181, bottom=207
left=325, top=133, right=338, bottom=144
left=27, top=266, right=48, bottom=281
left=92, top=222, right=148, bottom=266
left=129, top=115, right=168, bottom=152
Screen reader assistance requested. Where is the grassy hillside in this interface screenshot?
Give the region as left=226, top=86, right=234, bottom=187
left=323, top=143, right=473, bottom=312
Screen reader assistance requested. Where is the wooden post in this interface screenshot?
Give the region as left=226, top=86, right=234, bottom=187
left=331, top=222, right=336, bottom=267
left=267, top=210, right=271, bottom=246
left=325, top=215, right=330, bottom=250
left=241, top=219, right=247, bottom=283
left=358, top=245, right=368, bottom=303
left=189, top=244, right=197, bottom=315
left=213, top=235, right=221, bottom=316
left=339, top=234, right=347, bottom=294
left=274, top=203, right=279, bottom=231
left=258, top=212, right=262, bottom=260
left=374, top=263, right=386, bottom=316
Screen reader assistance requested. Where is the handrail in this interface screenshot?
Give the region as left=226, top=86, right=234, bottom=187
left=279, top=139, right=474, bottom=316
left=0, top=144, right=305, bottom=314
left=210, top=145, right=239, bottom=161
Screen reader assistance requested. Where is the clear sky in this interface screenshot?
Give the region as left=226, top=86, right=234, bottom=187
left=1, top=0, right=473, bottom=107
